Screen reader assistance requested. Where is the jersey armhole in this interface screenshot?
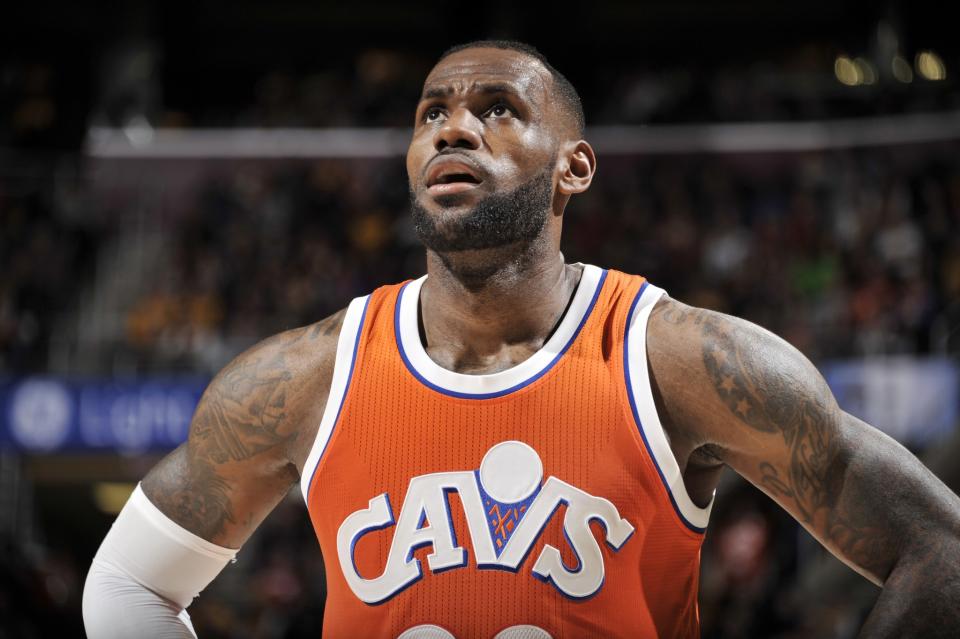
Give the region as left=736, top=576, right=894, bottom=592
left=299, top=294, right=371, bottom=502
left=623, top=282, right=714, bottom=534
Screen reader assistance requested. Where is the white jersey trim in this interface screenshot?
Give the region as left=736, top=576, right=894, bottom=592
left=300, top=295, right=370, bottom=501
left=624, top=283, right=714, bottom=532
left=395, top=263, right=605, bottom=398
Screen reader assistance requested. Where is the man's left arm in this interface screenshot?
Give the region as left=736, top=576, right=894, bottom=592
left=648, top=298, right=960, bottom=637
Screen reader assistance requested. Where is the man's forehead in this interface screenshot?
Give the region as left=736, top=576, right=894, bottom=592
left=422, top=48, right=551, bottom=98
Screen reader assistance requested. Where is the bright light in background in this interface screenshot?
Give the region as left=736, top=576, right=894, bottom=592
left=835, top=55, right=861, bottom=86
left=916, top=50, right=947, bottom=81
left=835, top=56, right=876, bottom=86
left=892, top=55, right=914, bottom=83
left=837, top=51, right=949, bottom=86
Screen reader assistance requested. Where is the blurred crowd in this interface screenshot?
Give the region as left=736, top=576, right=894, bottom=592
left=0, top=162, right=103, bottom=374
left=107, top=143, right=960, bottom=377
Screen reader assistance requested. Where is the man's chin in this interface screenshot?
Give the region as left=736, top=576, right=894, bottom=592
left=410, top=168, right=551, bottom=255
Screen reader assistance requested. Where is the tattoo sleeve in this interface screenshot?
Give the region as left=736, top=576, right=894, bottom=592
left=142, top=309, right=345, bottom=547
left=697, top=311, right=896, bottom=574
left=652, top=299, right=960, bottom=637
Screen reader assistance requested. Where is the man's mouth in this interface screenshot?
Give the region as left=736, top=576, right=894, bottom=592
left=425, top=160, right=485, bottom=196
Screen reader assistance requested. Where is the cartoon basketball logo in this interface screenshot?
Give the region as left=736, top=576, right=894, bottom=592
left=477, top=441, right=543, bottom=555
left=337, top=441, right=635, bottom=604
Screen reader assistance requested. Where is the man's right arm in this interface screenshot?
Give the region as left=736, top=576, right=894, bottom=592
left=82, top=308, right=347, bottom=638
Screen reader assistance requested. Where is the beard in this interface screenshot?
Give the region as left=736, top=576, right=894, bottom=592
left=410, top=167, right=553, bottom=253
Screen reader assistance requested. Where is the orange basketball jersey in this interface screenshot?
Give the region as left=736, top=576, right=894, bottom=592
left=301, top=264, right=713, bottom=639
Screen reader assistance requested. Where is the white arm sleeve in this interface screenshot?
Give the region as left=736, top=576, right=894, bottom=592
left=83, top=483, right=238, bottom=639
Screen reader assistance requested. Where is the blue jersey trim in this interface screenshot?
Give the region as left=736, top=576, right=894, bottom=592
left=394, top=269, right=608, bottom=400
left=306, top=295, right=371, bottom=502
left=622, top=282, right=706, bottom=535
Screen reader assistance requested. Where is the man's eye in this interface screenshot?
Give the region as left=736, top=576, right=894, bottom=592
left=487, top=103, right=511, bottom=118
left=424, top=108, right=444, bottom=122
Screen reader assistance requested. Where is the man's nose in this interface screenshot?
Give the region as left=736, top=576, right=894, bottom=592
left=433, top=108, right=482, bottom=152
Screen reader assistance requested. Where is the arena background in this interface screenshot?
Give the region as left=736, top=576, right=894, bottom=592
left=2, top=1, right=960, bottom=637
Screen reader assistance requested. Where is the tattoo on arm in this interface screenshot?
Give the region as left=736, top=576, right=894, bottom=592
left=193, top=345, right=296, bottom=463
left=144, top=327, right=307, bottom=541
left=655, top=301, right=896, bottom=578
left=310, top=308, right=345, bottom=339
left=699, top=314, right=840, bottom=520
left=657, top=300, right=960, bottom=633
left=150, top=448, right=237, bottom=541
left=699, top=312, right=896, bottom=573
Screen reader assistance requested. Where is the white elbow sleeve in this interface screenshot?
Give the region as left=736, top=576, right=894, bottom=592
left=83, top=483, right=238, bottom=638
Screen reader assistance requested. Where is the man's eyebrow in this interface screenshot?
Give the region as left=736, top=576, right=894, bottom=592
left=421, top=85, right=452, bottom=100
left=419, top=82, right=525, bottom=101
left=475, top=83, right=523, bottom=98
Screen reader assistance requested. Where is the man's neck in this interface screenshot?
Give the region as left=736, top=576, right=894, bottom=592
left=419, top=246, right=582, bottom=374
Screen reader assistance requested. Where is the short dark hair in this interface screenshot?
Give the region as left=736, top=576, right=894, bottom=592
left=438, top=40, right=585, bottom=136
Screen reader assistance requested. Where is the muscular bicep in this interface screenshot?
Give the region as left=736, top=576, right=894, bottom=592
left=651, top=299, right=960, bottom=586
left=141, top=309, right=345, bottom=547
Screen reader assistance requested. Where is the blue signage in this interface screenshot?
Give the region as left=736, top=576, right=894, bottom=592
left=0, top=377, right=208, bottom=452
left=823, top=357, right=959, bottom=446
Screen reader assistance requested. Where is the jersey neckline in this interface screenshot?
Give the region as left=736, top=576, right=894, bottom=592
left=394, top=263, right=607, bottom=399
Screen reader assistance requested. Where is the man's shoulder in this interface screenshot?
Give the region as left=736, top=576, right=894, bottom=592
left=646, top=295, right=770, bottom=385
left=646, top=294, right=831, bottom=443
left=647, top=295, right=799, bottom=366
left=204, top=307, right=351, bottom=471
left=238, top=307, right=349, bottom=383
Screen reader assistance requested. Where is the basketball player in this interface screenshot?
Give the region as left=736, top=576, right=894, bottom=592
left=83, top=41, right=960, bottom=638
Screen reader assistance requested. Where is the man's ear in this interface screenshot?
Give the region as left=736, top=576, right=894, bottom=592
left=557, top=140, right=596, bottom=195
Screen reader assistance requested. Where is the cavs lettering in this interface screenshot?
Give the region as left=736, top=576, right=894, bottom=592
left=336, top=441, right=635, bottom=604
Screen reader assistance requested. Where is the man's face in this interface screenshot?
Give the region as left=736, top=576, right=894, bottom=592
left=406, top=48, right=561, bottom=252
